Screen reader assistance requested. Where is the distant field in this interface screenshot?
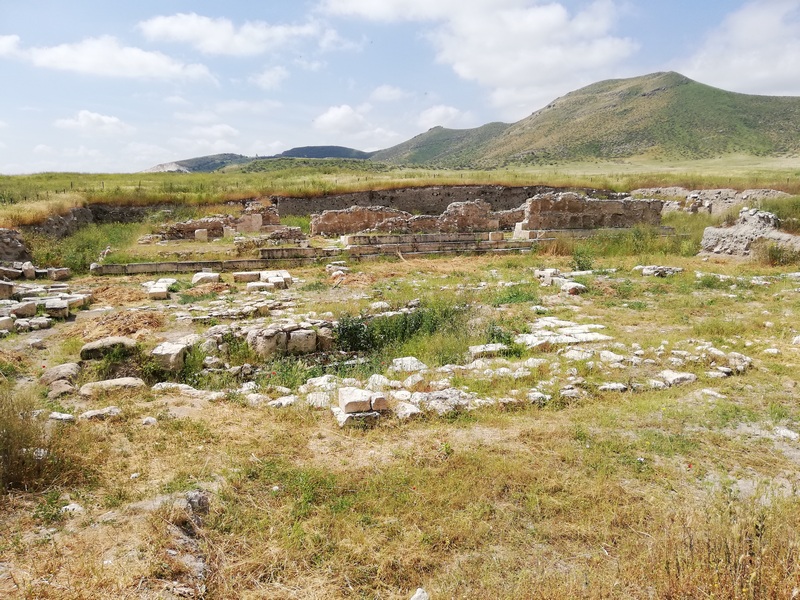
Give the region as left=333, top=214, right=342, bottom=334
left=0, top=157, right=798, bottom=228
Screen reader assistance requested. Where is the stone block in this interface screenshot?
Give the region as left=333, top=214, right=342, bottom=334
left=0, top=316, right=13, bottom=330
left=40, top=362, right=81, bottom=386
left=191, top=272, right=220, bottom=285
left=195, top=228, right=209, bottom=242
left=246, top=281, right=275, bottom=292
left=233, top=271, right=261, bottom=283
left=223, top=226, right=237, bottom=238
left=148, top=285, right=169, bottom=300
left=338, top=387, right=373, bottom=413
left=151, top=342, right=189, bottom=372
left=80, top=336, right=137, bottom=360
left=47, top=268, right=71, bottom=281
left=44, top=299, right=70, bottom=319
left=0, top=267, right=22, bottom=279
left=78, top=378, right=146, bottom=397
left=370, top=392, right=389, bottom=411
left=287, top=329, right=317, bottom=354
left=0, top=281, right=14, bottom=299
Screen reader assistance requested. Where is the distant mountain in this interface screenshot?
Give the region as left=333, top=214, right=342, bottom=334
left=370, top=122, right=510, bottom=167
left=276, top=145, right=375, bottom=159
left=146, top=73, right=800, bottom=172
left=374, top=72, right=800, bottom=166
left=143, top=153, right=250, bottom=173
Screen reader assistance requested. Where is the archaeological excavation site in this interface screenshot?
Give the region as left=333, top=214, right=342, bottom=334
left=2, top=180, right=800, bottom=599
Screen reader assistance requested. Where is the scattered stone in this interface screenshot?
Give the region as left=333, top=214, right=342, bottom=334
left=331, top=406, right=381, bottom=428
left=142, top=416, right=158, bottom=426
left=598, top=382, right=628, bottom=392
left=49, top=412, right=75, bottom=422
left=639, top=265, right=684, bottom=277
left=775, top=427, right=800, bottom=442
left=152, top=382, right=226, bottom=401
left=10, top=301, right=36, bottom=318
left=60, top=503, right=84, bottom=515
left=410, top=589, right=430, bottom=600
left=44, top=299, right=70, bottom=319
left=395, top=401, right=422, bottom=420
left=80, top=336, right=137, bottom=360
left=339, top=387, right=373, bottom=414
left=191, top=271, right=220, bottom=285
left=659, top=370, right=697, bottom=387
left=48, top=380, right=76, bottom=400
left=268, top=395, right=298, bottom=408
left=79, top=406, right=123, bottom=420
left=390, top=356, right=429, bottom=373
left=305, top=392, right=332, bottom=409
left=561, top=281, right=587, bottom=295
left=763, top=348, right=780, bottom=356
left=468, top=343, right=508, bottom=360
left=151, top=341, right=189, bottom=372
left=79, top=378, right=146, bottom=397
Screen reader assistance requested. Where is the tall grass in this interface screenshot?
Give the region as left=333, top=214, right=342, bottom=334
left=27, top=222, right=147, bottom=273
left=0, top=386, right=94, bottom=491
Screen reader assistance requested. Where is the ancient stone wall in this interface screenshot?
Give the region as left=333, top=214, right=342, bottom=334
left=0, top=229, right=32, bottom=263
left=311, top=200, right=507, bottom=236
left=275, top=185, right=620, bottom=216
left=515, top=192, right=663, bottom=232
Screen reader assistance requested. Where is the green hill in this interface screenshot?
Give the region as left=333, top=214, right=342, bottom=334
left=370, top=122, right=511, bottom=167
left=277, top=146, right=375, bottom=160
left=374, top=72, right=800, bottom=166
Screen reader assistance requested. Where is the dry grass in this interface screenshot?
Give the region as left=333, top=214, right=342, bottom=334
left=3, top=245, right=800, bottom=598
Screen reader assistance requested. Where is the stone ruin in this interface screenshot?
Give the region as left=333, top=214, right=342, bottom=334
left=513, top=192, right=663, bottom=239
left=310, top=192, right=663, bottom=238
left=701, top=207, right=800, bottom=256
left=159, top=201, right=283, bottom=241
left=632, top=187, right=790, bottom=216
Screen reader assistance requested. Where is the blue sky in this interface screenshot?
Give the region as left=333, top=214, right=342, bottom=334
left=1, top=0, right=799, bottom=173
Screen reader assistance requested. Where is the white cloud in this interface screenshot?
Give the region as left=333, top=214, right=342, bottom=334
left=313, top=104, right=402, bottom=148
left=168, top=137, right=240, bottom=156
left=295, top=58, right=325, bottom=71
left=174, top=110, right=219, bottom=124
left=33, top=144, right=54, bottom=155
left=249, top=66, right=289, bottom=90
left=321, top=0, right=637, bottom=118
left=165, top=95, right=191, bottom=106
left=138, top=13, right=321, bottom=56
left=682, top=1, right=800, bottom=96
left=54, top=110, right=135, bottom=135
left=20, top=36, right=212, bottom=81
left=369, top=84, right=412, bottom=102
left=314, top=104, right=370, bottom=135
left=188, top=124, right=240, bottom=138
left=0, top=35, right=20, bottom=56
left=216, top=99, right=283, bottom=114
left=0, top=120, right=7, bottom=128
left=417, top=105, right=475, bottom=129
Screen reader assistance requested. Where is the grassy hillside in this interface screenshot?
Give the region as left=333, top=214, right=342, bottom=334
left=374, top=72, right=800, bottom=166
left=370, top=122, right=511, bottom=166
left=277, top=146, right=375, bottom=160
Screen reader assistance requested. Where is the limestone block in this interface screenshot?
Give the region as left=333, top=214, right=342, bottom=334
left=395, top=402, right=422, bottom=420
left=21, top=262, right=36, bottom=279
left=316, top=327, right=334, bottom=351
left=0, top=316, right=13, bottom=330
left=47, top=268, right=71, bottom=281
left=80, top=336, right=137, bottom=360
left=194, top=229, right=209, bottom=242
left=389, top=356, right=429, bottom=373
left=331, top=406, right=381, bottom=428
left=148, top=285, right=169, bottom=300
left=659, top=370, right=697, bottom=387
left=338, top=387, right=373, bottom=413
left=79, top=406, right=123, bottom=420
left=370, top=392, right=389, bottom=411
left=0, top=281, right=14, bottom=299
left=78, top=378, right=146, bottom=397
left=10, top=301, right=36, bottom=318
left=246, top=281, right=275, bottom=292
left=233, top=271, right=261, bottom=283
left=40, top=362, right=81, bottom=386
left=287, top=329, right=317, bottom=354
left=191, top=271, right=220, bottom=285
left=44, top=299, right=70, bottom=319
left=151, top=342, right=189, bottom=372
left=468, top=343, right=507, bottom=360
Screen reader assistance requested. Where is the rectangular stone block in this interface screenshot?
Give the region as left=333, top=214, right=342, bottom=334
left=338, top=387, right=373, bottom=414
left=233, top=271, right=261, bottom=283
left=195, top=228, right=209, bottom=242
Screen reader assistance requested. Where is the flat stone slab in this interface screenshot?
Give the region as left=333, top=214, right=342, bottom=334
left=151, top=341, right=189, bottom=372
left=79, top=377, right=147, bottom=397
left=151, top=382, right=226, bottom=401
left=80, top=336, right=137, bottom=360
left=331, top=406, right=381, bottom=428
left=389, top=357, right=429, bottom=373
left=659, top=370, right=698, bottom=387
left=339, top=386, right=373, bottom=414
left=40, top=362, right=81, bottom=386
left=79, top=406, right=123, bottom=420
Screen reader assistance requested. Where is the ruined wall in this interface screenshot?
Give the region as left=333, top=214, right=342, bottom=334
left=516, top=192, right=663, bottom=231
left=0, top=229, right=32, bottom=263
left=275, top=185, right=621, bottom=216
left=311, top=200, right=505, bottom=236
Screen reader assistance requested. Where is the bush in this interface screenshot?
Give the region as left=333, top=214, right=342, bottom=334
left=571, top=247, right=595, bottom=271
left=753, top=241, right=800, bottom=266
left=0, top=386, right=93, bottom=491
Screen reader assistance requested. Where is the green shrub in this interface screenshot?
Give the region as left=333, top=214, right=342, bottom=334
left=571, top=246, right=595, bottom=271
left=490, top=284, right=539, bottom=306
left=754, top=241, right=800, bottom=266
left=0, top=387, right=93, bottom=491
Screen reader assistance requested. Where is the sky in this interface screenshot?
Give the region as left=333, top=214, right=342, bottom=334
left=1, top=0, right=800, bottom=174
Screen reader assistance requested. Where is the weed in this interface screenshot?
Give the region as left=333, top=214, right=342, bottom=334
left=490, top=284, right=539, bottom=306
left=570, top=246, right=595, bottom=271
